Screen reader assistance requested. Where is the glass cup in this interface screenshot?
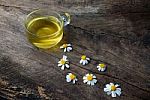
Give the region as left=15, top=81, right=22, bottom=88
left=24, top=9, right=70, bottom=49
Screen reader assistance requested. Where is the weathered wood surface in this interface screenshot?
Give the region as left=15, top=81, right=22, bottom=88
left=0, top=0, right=150, bottom=100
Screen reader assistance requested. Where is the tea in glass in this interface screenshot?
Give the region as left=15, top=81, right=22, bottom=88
left=25, top=9, right=70, bottom=49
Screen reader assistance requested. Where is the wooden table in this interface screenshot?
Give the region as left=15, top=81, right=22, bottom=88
left=0, top=0, right=150, bottom=100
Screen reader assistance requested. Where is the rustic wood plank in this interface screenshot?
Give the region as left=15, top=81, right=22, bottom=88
left=0, top=0, right=150, bottom=100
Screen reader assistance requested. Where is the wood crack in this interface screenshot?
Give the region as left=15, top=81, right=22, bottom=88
left=69, top=25, right=139, bottom=42
left=0, top=4, right=21, bottom=9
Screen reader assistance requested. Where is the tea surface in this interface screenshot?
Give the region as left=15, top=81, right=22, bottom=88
left=26, top=16, right=63, bottom=48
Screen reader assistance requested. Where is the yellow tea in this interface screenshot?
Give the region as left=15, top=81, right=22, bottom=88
left=26, top=16, right=63, bottom=49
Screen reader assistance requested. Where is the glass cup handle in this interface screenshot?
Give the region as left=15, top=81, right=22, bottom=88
left=61, top=13, right=70, bottom=26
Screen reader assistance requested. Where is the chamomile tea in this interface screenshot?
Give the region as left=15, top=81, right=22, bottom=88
left=26, top=16, right=63, bottom=49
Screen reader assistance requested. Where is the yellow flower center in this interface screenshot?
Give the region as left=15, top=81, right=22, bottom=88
left=99, top=64, right=105, bottom=68
left=111, top=85, right=116, bottom=91
left=60, top=59, right=66, bottom=65
left=69, top=74, right=76, bottom=80
left=87, top=75, right=93, bottom=81
left=63, top=44, right=68, bottom=48
left=81, top=55, right=86, bottom=60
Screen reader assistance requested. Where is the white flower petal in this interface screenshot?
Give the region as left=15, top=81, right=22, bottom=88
left=65, top=64, right=70, bottom=68
left=60, top=45, right=64, bottom=48
left=86, top=74, right=90, bottom=77
left=106, top=84, right=110, bottom=88
left=65, top=59, right=68, bottom=62
left=66, top=75, right=70, bottom=79
left=61, top=65, right=65, bottom=70
left=58, top=61, right=61, bottom=63
left=58, top=63, right=62, bottom=67
left=66, top=48, right=70, bottom=52
left=115, top=84, right=120, bottom=87
left=90, top=81, right=95, bottom=86
left=67, top=47, right=72, bottom=51
left=111, top=91, right=116, bottom=97
left=75, top=78, right=78, bottom=81
left=85, top=60, right=88, bottom=64
left=83, top=76, right=87, bottom=80
left=64, top=48, right=67, bottom=52
left=93, top=75, right=96, bottom=79
left=90, top=74, right=93, bottom=76
left=80, top=59, right=83, bottom=64
left=82, top=60, right=86, bottom=65
left=83, top=79, right=88, bottom=83
left=106, top=84, right=111, bottom=90
left=104, top=87, right=111, bottom=92
left=101, top=68, right=105, bottom=72
left=106, top=91, right=112, bottom=95
left=87, top=81, right=91, bottom=85
left=63, top=55, right=67, bottom=60
left=110, top=83, right=114, bottom=86
left=115, top=89, right=121, bottom=96
left=98, top=68, right=101, bottom=71
left=69, top=46, right=73, bottom=50
left=66, top=78, right=71, bottom=82
left=67, top=44, right=71, bottom=46
left=116, top=88, right=121, bottom=91
left=72, top=80, right=76, bottom=84
left=92, top=79, right=97, bottom=83
left=68, top=73, right=72, bottom=75
left=86, top=58, right=90, bottom=61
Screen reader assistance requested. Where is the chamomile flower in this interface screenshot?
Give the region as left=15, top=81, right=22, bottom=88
left=97, top=63, right=107, bottom=72
left=104, top=83, right=121, bottom=97
left=60, top=44, right=73, bottom=52
left=66, top=73, right=78, bottom=84
left=80, top=55, right=90, bottom=65
left=58, top=55, right=69, bottom=70
left=83, top=73, right=97, bottom=86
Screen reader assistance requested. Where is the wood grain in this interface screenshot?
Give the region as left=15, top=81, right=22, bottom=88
left=0, top=0, right=150, bottom=100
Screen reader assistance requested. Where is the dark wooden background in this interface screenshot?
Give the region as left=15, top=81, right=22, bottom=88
left=0, top=0, right=150, bottom=100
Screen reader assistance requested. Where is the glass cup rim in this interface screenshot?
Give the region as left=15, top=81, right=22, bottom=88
left=24, top=9, right=64, bottom=38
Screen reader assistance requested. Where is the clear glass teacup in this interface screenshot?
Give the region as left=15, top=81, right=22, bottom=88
left=24, top=9, right=70, bottom=49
